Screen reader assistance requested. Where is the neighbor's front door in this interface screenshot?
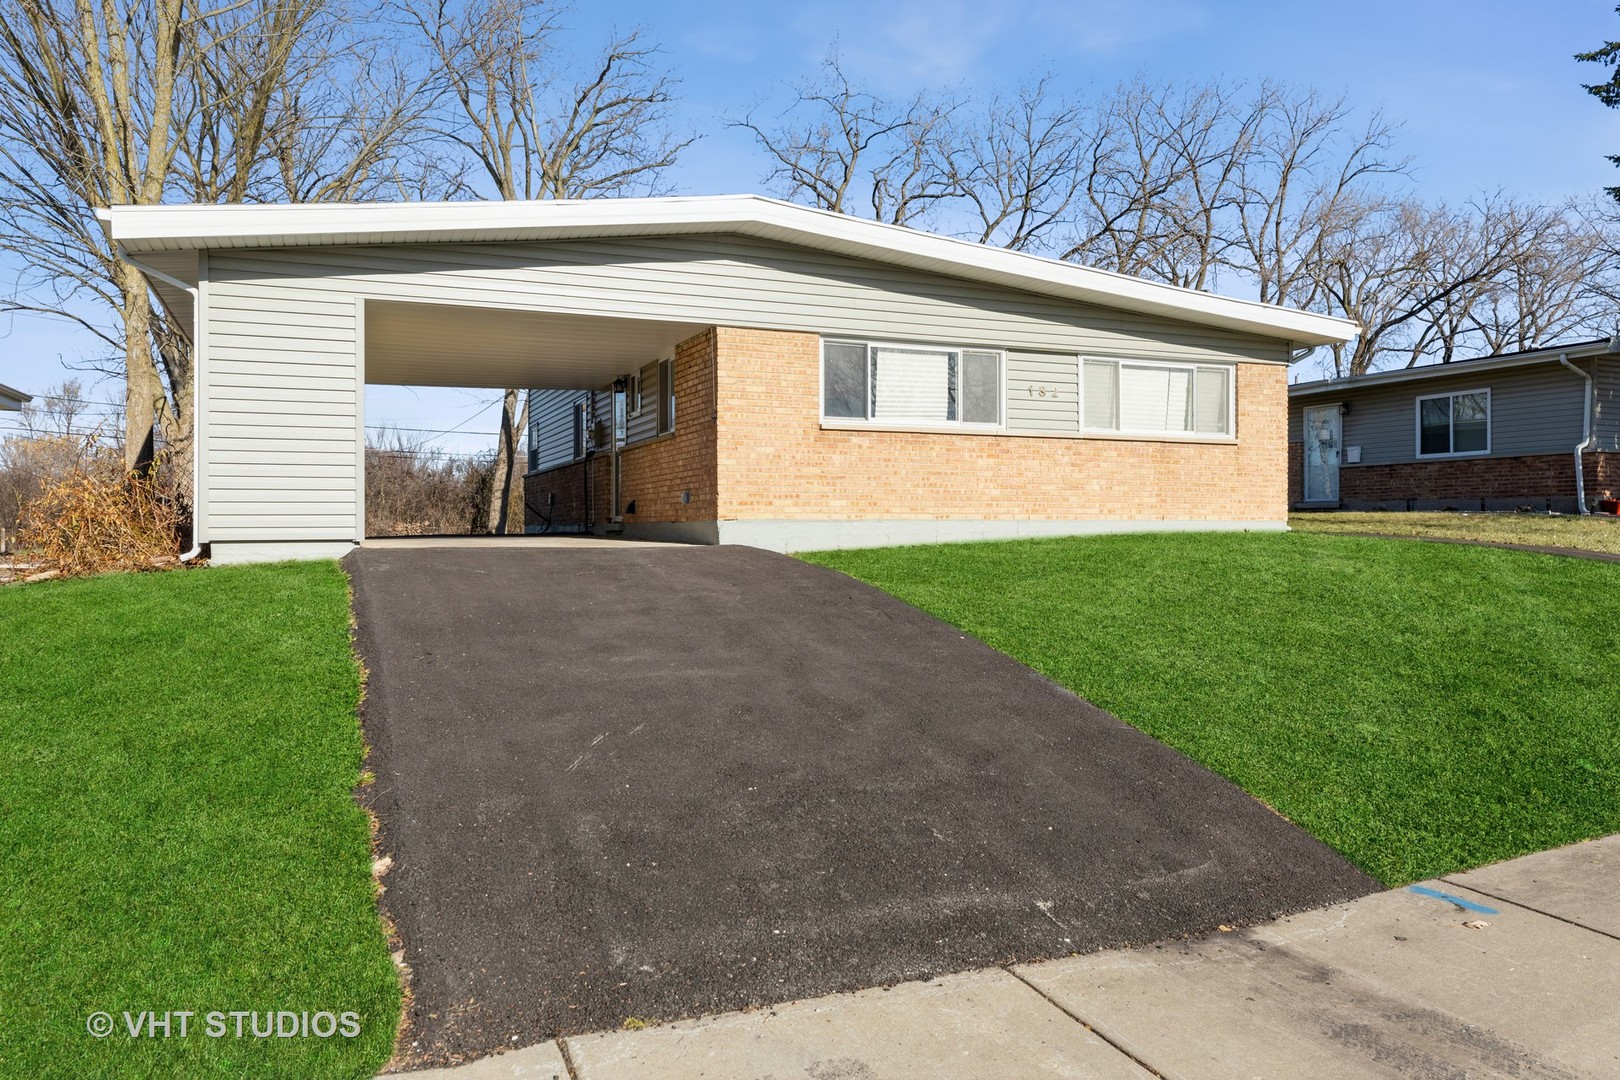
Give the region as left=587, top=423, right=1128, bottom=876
left=1303, top=405, right=1341, bottom=503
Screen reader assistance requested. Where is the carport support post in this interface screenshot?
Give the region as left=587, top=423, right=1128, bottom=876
left=355, top=298, right=366, bottom=543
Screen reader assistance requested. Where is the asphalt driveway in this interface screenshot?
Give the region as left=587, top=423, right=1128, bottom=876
left=346, top=543, right=1377, bottom=1070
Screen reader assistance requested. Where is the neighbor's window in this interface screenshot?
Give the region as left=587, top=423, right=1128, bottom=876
left=821, top=340, right=1002, bottom=426
left=1082, top=359, right=1232, bottom=437
left=1417, top=388, right=1489, bottom=456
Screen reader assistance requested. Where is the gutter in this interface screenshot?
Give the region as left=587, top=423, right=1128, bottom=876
left=115, top=244, right=203, bottom=560
left=1556, top=351, right=1598, bottom=516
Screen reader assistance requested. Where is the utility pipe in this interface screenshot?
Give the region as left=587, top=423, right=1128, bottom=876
left=115, top=244, right=203, bottom=559
left=1556, top=352, right=1595, bottom=516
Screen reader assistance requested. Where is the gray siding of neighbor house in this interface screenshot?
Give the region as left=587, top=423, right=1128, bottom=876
left=202, top=233, right=1289, bottom=544
left=1289, top=359, right=1595, bottom=465
left=528, top=388, right=590, bottom=473
left=1593, top=355, right=1620, bottom=452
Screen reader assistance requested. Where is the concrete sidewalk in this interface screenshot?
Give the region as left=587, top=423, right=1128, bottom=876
left=399, top=835, right=1620, bottom=1079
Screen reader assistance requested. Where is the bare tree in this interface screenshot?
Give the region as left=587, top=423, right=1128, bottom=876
left=0, top=0, right=422, bottom=514
left=0, top=1, right=190, bottom=476
left=399, top=0, right=691, bottom=532
left=1308, top=198, right=1533, bottom=375
left=1464, top=200, right=1615, bottom=354
left=1230, top=88, right=1404, bottom=310
left=731, top=52, right=957, bottom=227
left=948, top=77, right=1085, bottom=251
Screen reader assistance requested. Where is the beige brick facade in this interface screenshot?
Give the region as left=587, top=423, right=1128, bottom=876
left=616, top=330, right=718, bottom=528
left=528, top=325, right=1292, bottom=535
left=713, top=327, right=1287, bottom=524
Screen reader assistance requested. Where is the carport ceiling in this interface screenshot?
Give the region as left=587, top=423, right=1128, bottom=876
left=364, top=299, right=708, bottom=388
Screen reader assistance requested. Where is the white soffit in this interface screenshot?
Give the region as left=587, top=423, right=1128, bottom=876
left=103, top=194, right=1359, bottom=346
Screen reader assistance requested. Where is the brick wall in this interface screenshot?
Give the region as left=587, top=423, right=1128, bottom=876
left=714, top=327, right=1288, bottom=522
left=522, top=460, right=588, bottom=530
left=1286, top=445, right=1618, bottom=510
left=617, top=329, right=718, bottom=526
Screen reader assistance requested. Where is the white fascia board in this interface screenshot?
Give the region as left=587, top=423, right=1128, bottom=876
left=1289, top=341, right=1617, bottom=396
left=106, top=194, right=1358, bottom=346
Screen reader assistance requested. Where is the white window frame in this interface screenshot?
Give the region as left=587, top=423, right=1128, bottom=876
left=1414, top=387, right=1491, bottom=459
left=819, top=338, right=1006, bottom=432
left=1079, top=356, right=1237, bottom=440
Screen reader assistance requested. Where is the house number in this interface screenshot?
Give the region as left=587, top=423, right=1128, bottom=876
left=1025, top=386, right=1064, bottom=398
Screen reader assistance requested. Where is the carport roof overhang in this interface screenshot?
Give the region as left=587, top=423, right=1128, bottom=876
left=365, top=302, right=706, bottom=388
left=102, top=194, right=1358, bottom=349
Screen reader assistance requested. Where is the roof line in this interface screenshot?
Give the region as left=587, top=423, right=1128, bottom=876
left=1290, top=338, right=1620, bottom=394
left=104, top=194, right=1358, bottom=346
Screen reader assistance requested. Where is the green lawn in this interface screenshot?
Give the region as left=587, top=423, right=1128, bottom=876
left=803, top=533, right=1620, bottom=886
left=0, top=563, right=397, bottom=1079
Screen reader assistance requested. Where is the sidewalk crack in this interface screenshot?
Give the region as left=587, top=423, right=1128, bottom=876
left=1001, top=965, right=1169, bottom=1079
left=1437, top=878, right=1620, bottom=943
left=556, top=1035, right=582, bottom=1080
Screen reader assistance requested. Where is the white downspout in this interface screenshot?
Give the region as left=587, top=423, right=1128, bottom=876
left=115, top=244, right=204, bottom=560
left=1556, top=352, right=1595, bottom=516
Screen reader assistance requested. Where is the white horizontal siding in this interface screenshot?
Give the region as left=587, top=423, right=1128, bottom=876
left=202, top=273, right=358, bottom=542
left=207, top=234, right=1290, bottom=365
left=1006, top=351, right=1081, bottom=432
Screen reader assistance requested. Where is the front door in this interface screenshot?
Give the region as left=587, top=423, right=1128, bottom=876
left=1303, top=405, right=1341, bottom=503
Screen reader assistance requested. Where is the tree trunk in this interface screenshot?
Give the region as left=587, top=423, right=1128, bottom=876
left=119, top=268, right=165, bottom=477
left=486, top=388, right=521, bottom=534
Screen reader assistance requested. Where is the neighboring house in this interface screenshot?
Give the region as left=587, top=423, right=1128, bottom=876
left=102, top=194, right=1353, bottom=565
left=0, top=382, right=30, bottom=412
left=1289, top=339, right=1620, bottom=513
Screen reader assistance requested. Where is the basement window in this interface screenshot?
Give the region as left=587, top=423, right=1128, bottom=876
left=1416, top=388, right=1489, bottom=457
left=821, top=339, right=1002, bottom=428
left=1082, top=358, right=1233, bottom=438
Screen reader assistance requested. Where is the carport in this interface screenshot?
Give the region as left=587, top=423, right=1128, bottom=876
left=113, top=217, right=708, bottom=565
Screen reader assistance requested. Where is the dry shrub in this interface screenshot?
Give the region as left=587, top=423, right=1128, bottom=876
left=19, top=463, right=183, bottom=576
left=365, top=439, right=498, bottom=537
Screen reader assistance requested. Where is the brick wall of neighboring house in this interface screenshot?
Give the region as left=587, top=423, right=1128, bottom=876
left=522, top=459, right=589, bottom=530
left=1286, top=447, right=1619, bottom=510
left=713, top=326, right=1288, bottom=522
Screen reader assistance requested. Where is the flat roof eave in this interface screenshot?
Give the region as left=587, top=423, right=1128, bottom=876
left=102, top=195, right=1358, bottom=348
left=1289, top=339, right=1619, bottom=397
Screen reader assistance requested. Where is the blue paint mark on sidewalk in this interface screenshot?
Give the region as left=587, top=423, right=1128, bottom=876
left=1408, top=885, right=1499, bottom=914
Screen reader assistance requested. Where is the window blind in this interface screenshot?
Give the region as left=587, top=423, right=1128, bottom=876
left=1083, top=360, right=1118, bottom=429
left=962, top=351, right=1000, bottom=424
left=1193, top=367, right=1229, bottom=434
left=1119, top=365, right=1192, bottom=432
left=872, top=348, right=953, bottom=421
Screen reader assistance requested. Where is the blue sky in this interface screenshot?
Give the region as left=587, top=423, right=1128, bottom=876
left=5, top=1, right=1619, bottom=452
